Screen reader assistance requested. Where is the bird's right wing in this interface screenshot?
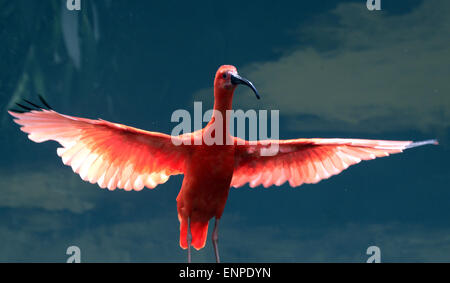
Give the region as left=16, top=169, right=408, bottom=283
left=232, top=138, right=437, bottom=188
left=9, top=104, right=188, bottom=191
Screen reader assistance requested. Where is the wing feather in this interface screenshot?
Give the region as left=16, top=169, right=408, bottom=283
left=9, top=109, right=187, bottom=191
left=232, top=137, right=436, bottom=188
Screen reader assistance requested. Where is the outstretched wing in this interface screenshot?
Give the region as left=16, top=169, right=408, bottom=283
left=232, top=138, right=437, bottom=188
left=9, top=105, right=187, bottom=191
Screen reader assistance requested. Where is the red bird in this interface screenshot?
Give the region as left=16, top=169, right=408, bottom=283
left=9, top=65, right=436, bottom=263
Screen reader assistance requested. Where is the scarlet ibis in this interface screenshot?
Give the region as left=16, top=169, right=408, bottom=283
left=9, top=65, right=436, bottom=263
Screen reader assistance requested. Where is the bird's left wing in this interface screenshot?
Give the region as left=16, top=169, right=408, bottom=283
left=232, top=138, right=437, bottom=188
left=9, top=108, right=188, bottom=191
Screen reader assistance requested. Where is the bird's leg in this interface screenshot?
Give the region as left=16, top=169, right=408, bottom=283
left=187, top=217, right=192, bottom=263
left=212, top=218, right=220, bottom=263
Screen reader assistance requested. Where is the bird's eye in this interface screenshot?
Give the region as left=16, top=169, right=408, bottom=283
left=222, top=74, right=227, bottom=79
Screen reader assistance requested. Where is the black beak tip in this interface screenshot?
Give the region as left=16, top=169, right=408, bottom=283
left=231, top=73, right=261, bottom=100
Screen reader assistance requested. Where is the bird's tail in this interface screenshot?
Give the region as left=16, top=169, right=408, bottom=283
left=179, top=216, right=209, bottom=251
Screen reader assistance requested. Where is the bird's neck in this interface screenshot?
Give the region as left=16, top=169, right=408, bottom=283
left=208, top=87, right=234, bottom=141
left=213, top=88, right=233, bottom=114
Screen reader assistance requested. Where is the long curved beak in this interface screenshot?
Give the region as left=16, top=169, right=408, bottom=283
left=230, top=73, right=261, bottom=100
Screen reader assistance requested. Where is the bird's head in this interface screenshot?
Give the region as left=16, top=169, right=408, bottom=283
left=214, top=65, right=260, bottom=100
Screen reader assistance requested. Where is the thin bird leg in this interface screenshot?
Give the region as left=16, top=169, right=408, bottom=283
left=187, top=217, right=192, bottom=263
left=212, top=218, right=220, bottom=263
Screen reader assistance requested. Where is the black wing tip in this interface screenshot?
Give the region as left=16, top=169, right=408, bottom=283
left=407, top=139, right=439, bottom=149
left=23, top=98, right=43, bottom=110
left=8, top=108, right=26, bottom=114
left=38, top=94, right=53, bottom=110
left=10, top=95, right=53, bottom=114
left=15, top=102, right=34, bottom=112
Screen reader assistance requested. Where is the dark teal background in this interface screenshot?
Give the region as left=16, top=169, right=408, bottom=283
left=0, top=0, right=449, bottom=262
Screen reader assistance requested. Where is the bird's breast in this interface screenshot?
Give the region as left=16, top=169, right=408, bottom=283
left=177, top=144, right=236, bottom=220
left=188, top=144, right=235, bottom=185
